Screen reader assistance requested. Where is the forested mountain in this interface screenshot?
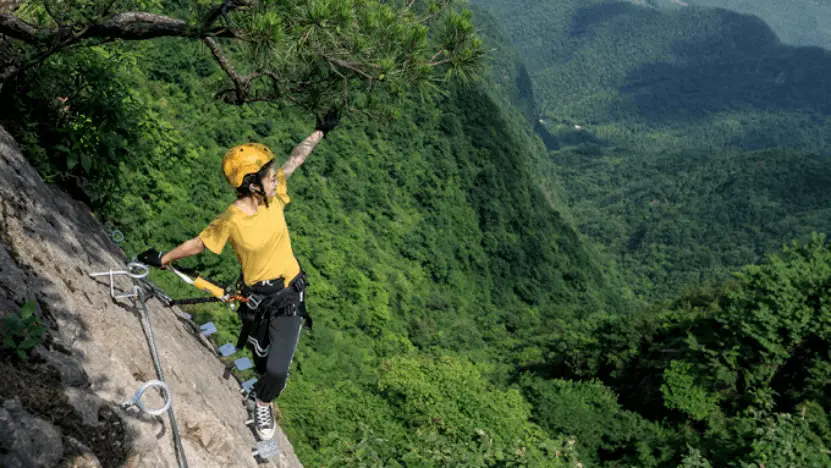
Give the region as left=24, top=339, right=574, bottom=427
left=552, top=145, right=831, bottom=296
left=468, top=3, right=831, bottom=464
left=4, top=0, right=831, bottom=467
left=0, top=3, right=639, bottom=465
left=475, top=0, right=831, bottom=154
left=684, top=0, right=831, bottom=49
left=475, top=0, right=831, bottom=296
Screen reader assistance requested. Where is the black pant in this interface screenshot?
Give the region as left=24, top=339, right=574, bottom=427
left=249, top=313, right=304, bottom=401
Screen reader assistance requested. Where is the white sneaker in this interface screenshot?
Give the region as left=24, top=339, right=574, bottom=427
left=254, top=401, right=276, bottom=440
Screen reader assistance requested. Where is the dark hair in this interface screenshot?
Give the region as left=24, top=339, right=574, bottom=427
left=236, top=160, right=275, bottom=207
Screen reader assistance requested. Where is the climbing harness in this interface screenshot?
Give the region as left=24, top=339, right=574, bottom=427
left=236, top=271, right=311, bottom=351
left=145, top=265, right=312, bottom=360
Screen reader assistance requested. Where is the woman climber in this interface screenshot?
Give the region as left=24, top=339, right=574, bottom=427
left=138, top=114, right=338, bottom=440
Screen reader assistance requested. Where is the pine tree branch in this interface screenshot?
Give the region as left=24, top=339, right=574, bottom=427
left=201, top=0, right=251, bottom=30
left=0, top=11, right=235, bottom=44
left=202, top=36, right=251, bottom=104
left=0, top=13, right=37, bottom=42
left=324, top=55, right=377, bottom=80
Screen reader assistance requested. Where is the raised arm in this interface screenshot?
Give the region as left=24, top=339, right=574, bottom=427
left=281, top=130, right=324, bottom=178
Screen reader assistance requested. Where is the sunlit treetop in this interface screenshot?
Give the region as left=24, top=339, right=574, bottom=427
left=0, top=0, right=484, bottom=117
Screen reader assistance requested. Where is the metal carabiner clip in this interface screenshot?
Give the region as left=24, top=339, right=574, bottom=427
left=245, top=294, right=263, bottom=310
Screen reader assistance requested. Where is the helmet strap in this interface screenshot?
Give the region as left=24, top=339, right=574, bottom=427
left=255, top=174, right=270, bottom=209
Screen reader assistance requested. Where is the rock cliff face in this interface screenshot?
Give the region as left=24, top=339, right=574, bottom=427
left=0, top=125, right=302, bottom=467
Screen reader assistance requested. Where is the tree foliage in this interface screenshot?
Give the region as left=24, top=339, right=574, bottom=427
left=551, top=146, right=831, bottom=298
left=2, top=0, right=483, bottom=114
left=0, top=8, right=634, bottom=462
left=477, top=0, right=831, bottom=154
left=475, top=0, right=831, bottom=299
left=4, top=1, right=831, bottom=467
left=683, top=0, right=831, bottom=49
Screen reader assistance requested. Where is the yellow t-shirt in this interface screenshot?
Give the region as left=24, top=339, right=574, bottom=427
left=199, top=168, right=300, bottom=286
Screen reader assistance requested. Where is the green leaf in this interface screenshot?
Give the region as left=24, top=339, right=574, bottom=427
left=19, top=301, right=35, bottom=319
left=3, top=315, right=22, bottom=331
left=80, top=153, right=92, bottom=172
left=66, top=152, right=78, bottom=170
left=19, top=336, right=40, bottom=350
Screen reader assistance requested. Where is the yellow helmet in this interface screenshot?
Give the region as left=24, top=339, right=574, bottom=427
left=222, top=143, right=274, bottom=188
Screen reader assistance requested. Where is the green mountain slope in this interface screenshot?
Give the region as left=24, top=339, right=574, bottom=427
left=0, top=7, right=642, bottom=464
left=474, top=0, right=831, bottom=297
left=474, top=0, right=831, bottom=154
left=537, top=235, right=831, bottom=467
left=555, top=146, right=831, bottom=295
left=684, top=0, right=831, bottom=49
left=9, top=3, right=831, bottom=466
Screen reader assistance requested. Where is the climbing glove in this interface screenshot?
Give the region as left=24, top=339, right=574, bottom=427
left=138, top=248, right=165, bottom=268
left=315, top=109, right=340, bottom=138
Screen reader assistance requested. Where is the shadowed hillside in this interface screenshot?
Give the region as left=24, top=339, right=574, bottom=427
left=473, top=0, right=831, bottom=299
left=475, top=0, right=831, bottom=154
left=686, top=0, right=831, bottom=49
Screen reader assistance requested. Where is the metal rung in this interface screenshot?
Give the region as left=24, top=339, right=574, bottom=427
left=89, top=262, right=149, bottom=299
left=200, top=322, right=217, bottom=336
left=217, top=343, right=236, bottom=357
left=253, top=440, right=280, bottom=459
left=241, top=378, right=258, bottom=393
left=234, top=357, right=253, bottom=371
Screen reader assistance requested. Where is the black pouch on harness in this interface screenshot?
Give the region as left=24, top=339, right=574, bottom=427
left=235, top=272, right=311, bottom=350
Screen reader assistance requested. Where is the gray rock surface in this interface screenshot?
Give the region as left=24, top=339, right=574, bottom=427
left=64, top=436, right=103, bottom=468
left=0, top=398, right=65, bottom=468
left=0, top=125, right=302, bottom=467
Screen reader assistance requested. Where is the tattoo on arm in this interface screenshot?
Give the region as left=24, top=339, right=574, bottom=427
left=282, top=131, right=324, bottom=178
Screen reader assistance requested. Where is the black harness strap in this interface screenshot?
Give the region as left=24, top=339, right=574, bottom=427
left=235, top=271, right=311, bottom=350
left=170, top=297, right=223, bottom=306
left=236, top=307, right=258, bottom=350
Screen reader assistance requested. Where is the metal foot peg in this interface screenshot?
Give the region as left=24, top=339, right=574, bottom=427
left=234, top=357, right=253, bottom=371
left=199, top=322, right=217, bottom=336
left=217, top=343, right=236, bottom=356
left=252, top=440, right=280, bottom=459
left=241, top=378, right=258, bottom=395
